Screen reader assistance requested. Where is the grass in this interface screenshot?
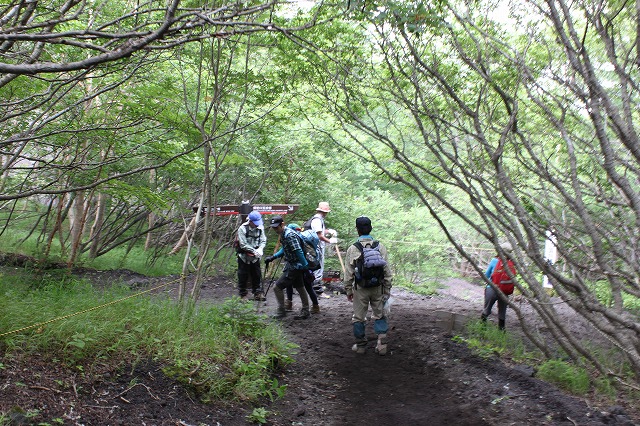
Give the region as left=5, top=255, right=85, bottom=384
left=397, top=278, right=441, bottom=296
left=0, top=270, right=296, bottom=403
left=0, top=223, right=185, bottom=276
left=456, top=320, right=538, bottom=362
left=537, top=359, right=590, bottom=394
left=456, top=319, right=634, bottom=399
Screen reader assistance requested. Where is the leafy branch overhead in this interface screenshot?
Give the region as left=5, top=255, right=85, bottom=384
left=0, top=0, right=318, bottom=77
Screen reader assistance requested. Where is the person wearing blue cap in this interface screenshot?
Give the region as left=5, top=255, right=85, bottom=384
left=236, top=210, right=267, bottom=300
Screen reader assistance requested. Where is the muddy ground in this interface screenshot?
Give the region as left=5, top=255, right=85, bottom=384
left=0, top=267, right=638, bottom=426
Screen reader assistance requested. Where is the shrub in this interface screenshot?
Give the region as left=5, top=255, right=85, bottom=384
left=537, top=360, right=590, bottom=395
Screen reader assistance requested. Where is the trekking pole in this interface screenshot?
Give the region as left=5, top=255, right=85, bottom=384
left=262, top=257, right=282, bottom=299
left=334, top=242, right=346, bottom=279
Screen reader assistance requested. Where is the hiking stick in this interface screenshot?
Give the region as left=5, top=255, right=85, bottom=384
left=262, top=257, right=282, bottom=299
left=334, top=242, right=346, bottom=279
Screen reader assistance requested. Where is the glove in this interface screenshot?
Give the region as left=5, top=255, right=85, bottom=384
left=329, top=237, right=338, bottom=244
left=264, top=255, right=275, bottom=265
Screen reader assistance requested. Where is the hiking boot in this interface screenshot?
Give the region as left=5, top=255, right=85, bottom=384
left=271, top=308, right=286, bottom=319
left=293, top=308, right=310, bottom=320
left=311, top=304, right=320, bottom=314
left=375, top=334, right=388, bottom=356
left=499, top=319, right=506, bottom=331
left=284, top=299, right=293, bottom=311
left=352, top=343, right=366, bottom=354
left=253, top=293, right=266, bottom=301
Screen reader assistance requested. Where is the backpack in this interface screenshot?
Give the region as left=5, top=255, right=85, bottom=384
left=303, top=215, right=322, bottom=231
left=353, top=241, right=387, bottom=288
left=232, top=225, right=247, bottom=253
left=491, top=259, right=517, bottom=295
left=296, top=229, right=321, bottom=271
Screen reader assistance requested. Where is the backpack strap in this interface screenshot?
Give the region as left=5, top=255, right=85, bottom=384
left=354, top=240, right=378, bottom=250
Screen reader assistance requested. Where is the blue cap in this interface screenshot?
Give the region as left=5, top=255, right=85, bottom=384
left=248, top=210, right=263, bottom=227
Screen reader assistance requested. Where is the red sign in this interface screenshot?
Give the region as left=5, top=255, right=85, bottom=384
left=193, top=204, right=299, bottom=216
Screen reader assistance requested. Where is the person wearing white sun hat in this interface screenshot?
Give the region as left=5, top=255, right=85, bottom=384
left=307, top=201, right=332, bottom=290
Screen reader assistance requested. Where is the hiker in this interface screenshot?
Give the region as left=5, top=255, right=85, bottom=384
left=284, top=223, right=321, bottom=314
left=344, top=216, right=393, bottom=355
left=264, top=215, right=311, bottom=319
left=481, top=242, right=517, bottom=330
left=236, top=210, right=267, bottom=301
left=307, top=201, right=332, bottom=291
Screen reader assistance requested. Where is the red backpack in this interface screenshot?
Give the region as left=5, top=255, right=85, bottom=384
left=491, top=259, right=517, bottom=295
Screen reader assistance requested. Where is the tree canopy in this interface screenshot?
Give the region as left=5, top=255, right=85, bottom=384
left=1, top=0, right=639, bottom=384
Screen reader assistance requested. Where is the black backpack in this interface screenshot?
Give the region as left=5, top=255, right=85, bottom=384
left=353, top=241, right=387, bottom=288
left=303, top=217, right=314, bottom=231
left=303, top=215, right=323, bottom=231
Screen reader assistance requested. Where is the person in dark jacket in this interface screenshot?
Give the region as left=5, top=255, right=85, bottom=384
left=284, top=223, right=321, bottom=314
left=264, top=216, right=310, bottom=320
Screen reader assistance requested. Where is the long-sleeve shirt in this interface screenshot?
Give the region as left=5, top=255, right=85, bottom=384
left=237, top=222, right=266, bottom=264
left=273, top=227, right=308, bottom=270
left=484, top=257, right=499, bottom=288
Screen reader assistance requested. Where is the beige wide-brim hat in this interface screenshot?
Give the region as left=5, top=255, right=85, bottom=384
left=316, top=201, right=331, bottom=213
left=500, top=242, right=513, bottom=253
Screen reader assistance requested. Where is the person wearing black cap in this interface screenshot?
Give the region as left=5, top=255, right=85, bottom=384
left=236, top=210, right=267, bottom=300
left=264, top=215, right=311, bottom=319
left=344, top=216, right=393, bottom=355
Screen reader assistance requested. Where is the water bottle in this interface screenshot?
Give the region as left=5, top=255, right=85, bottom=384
left=383, top=296, right=394, bottom=318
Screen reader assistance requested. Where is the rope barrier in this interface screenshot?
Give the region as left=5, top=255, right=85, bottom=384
left=0, top=278, right=180, bottom=338
left=334, top=240, right=495, bottom=250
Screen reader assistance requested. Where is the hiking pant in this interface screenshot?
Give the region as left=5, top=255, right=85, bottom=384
left=352, top=285, right=388, bottom=344
left=286, top=270, right=318, bottom=305
left=313, top=243, right=326, bottom=283
left=274, top=269, right=309, bottom=311
left=482, top=286, right=508, bottom=321
left=237, top=258, right=263, bottom=297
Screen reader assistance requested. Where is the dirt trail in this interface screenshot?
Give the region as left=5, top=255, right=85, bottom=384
left=263, top=283, right=633, bottom=426
left=0, top=269, right=637, bottom=425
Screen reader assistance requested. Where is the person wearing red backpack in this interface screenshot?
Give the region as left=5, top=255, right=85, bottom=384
left=481, top=242, right=517, bottom=330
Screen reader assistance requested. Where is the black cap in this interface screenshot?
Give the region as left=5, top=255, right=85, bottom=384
left=270, top=215, right=284, bottom=228
left=356, top=216, right=371, bottom=229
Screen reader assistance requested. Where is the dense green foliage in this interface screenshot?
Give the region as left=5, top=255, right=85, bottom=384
left=0, top=270, right=295, bottom=403
left=1, top=0, right=639, bottom=387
